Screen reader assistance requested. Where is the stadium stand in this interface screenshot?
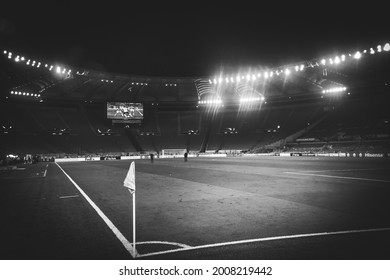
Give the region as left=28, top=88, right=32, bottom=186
left=1, top=88, right=389, bottom=160
left=1, top=42, right=389, bottom=162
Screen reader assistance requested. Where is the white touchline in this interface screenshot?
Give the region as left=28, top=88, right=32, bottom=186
left=137, top=227, right=390, bottom=258
left=295, top=168, right=390, bottom=173
left=284, top=172, right=390, bottom=183
left=55, top=162, right=137, bottom=258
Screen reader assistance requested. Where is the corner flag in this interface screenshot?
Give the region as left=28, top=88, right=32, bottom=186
left=123, top=161, right=137, bottom=258
left=124, top=161, right=135, bottom=194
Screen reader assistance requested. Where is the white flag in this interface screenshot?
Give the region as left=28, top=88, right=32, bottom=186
left=124, top=161, right=135, bottom=193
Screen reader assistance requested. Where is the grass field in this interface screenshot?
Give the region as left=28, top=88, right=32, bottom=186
left=1, top=156, right=390, bottom=260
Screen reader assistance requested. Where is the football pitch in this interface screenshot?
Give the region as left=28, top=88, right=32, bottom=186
left=1, top=156, right=390, bottom=260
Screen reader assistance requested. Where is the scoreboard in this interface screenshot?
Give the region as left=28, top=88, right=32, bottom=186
left=107, top=102, right=143, bottom=123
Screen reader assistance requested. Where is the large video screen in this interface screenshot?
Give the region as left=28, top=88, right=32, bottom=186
left=107, top=102, right=143, bottom=120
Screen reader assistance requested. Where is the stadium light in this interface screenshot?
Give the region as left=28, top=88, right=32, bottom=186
left=198, top=99, right=223, bottom=106
left=384, top=43, right=390, bottom=51
left=322, top=87, right=347, bottom=94
left=239, top=96, right=264, bottom=103
left=354, top=51, right=362, bottom=59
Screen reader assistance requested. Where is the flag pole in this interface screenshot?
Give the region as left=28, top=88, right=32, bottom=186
left=131, top=190, right=136, bottom=258
left=124, top=161, right=136, bottom=258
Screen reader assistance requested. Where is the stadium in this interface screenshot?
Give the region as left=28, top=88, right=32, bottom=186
left=1, top=14, right=390, bottom=261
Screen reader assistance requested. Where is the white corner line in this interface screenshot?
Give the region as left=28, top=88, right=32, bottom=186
left=55, top=162, right=137, bottom=258
left=284, top=171, right=390, bottom=183
left=137, top=227, right=390, bottom=258
left=136, top=240, right=192, bottom=249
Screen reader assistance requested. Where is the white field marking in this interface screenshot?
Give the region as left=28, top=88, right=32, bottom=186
left=137, top=227, right=390, bottom=258
left=46, top=164, right=49, bottom=168
left=284, top=171, right=390, bottom=183
left=296, top=168, right=390, bottom=173
left=43, top=169, right=47, bottom=177
left=136, top=241, right=191, bottom=248
left=59, top=195, right=79, bottom=199
left=55, top=162, right=137, bottom=258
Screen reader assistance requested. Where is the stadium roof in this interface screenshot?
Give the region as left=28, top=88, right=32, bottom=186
left=1, top=9, right=389, bottom=105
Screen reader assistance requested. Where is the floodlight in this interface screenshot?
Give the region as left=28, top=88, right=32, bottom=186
left=354, top=51, right=361, bottom=59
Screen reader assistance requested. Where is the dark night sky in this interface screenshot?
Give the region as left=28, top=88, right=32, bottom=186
left=1, top=7, right=389, bottom=77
